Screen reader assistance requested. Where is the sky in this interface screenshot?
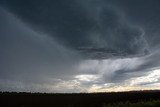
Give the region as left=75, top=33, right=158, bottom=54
left=0, top=0, right=160, bottom=93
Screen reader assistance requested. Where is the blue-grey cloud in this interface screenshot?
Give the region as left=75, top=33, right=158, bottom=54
left=1, top=0, right=149, bottom=59
left=0, top=8, right=81, bottom=89
left=0, top=0, right=160, bottom=92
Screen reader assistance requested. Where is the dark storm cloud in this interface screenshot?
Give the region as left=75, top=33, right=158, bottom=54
left=0, top=0, right=160, bottom=92
left=0, top=8, right=82, bottom=91
left=110, top=0, right=160, bottom=48
left=1, top=0, right=148, bottom=59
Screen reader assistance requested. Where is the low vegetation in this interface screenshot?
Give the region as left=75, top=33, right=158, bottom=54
left=104, top=100, right=160, bottom=107
left=0, top=90, right=160, bottom=107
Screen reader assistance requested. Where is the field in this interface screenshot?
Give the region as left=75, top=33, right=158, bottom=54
left=0, top=90, right=160, bottom=107
left=104, top=100, right=160, bottom=107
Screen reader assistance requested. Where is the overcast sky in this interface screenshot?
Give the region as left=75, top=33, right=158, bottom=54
left=0, top=0, right=160, bottom=93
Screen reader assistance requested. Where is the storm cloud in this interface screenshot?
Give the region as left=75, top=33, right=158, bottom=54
left=0, top=0, right=160, bottom=92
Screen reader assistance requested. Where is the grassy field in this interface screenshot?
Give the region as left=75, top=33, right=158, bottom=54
left=104, top=100, right=160, bottom=107
left=0, top=90, right=160, bottom=107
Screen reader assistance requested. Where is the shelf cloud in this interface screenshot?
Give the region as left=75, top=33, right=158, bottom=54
left=0, top=0, right=160, bottom=92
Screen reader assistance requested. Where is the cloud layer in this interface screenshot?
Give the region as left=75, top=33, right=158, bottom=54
left=0, top=0, right=160, bottom=92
